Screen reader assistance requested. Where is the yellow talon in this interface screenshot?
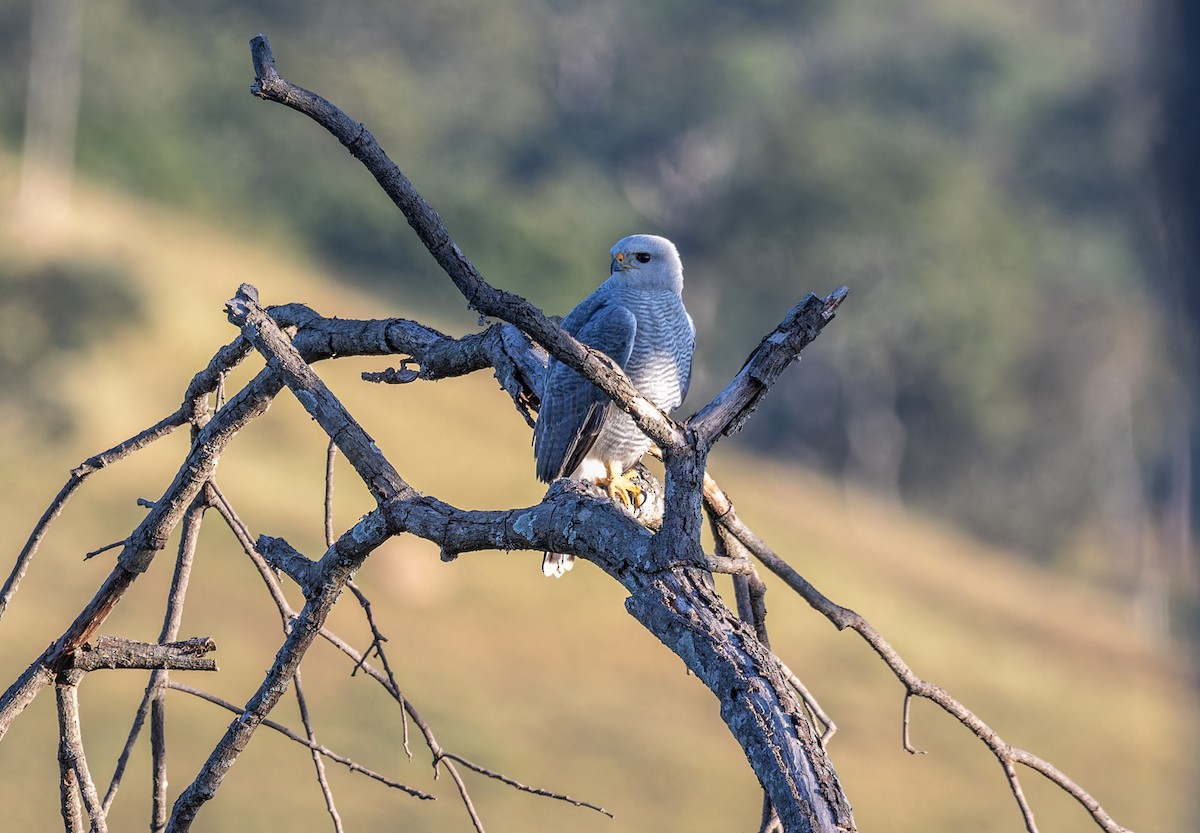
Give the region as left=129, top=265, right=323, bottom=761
left=603, top=462, right=643, bottom=509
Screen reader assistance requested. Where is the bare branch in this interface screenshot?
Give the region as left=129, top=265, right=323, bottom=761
left=247, top=33, right=684, bottom=458
left=225, top=284, right=414, bottom=504
left=344, top=580, right=411, bottom=759
left=439, top=751, right=613, bottom=819
left=294, top=668, right=345, bottom=833
left=57, top=709, right=83, bottom=833
left=689, top=287, right=848, bottom=446
left=166, top=506, right=395, bottom=831
left=2, top=416, right=181, bottom=619
left=165, top=682, right=434, bottom=800
left=150, top=694, right=168, bottom=833
left=1, top=333, right=247, bottom=621
left=901, top=691, right=925, bottom=756
left=702, top=475, right=1133, bottom=833
left=1, top=361, right=285, bottom=739
left=0, top=32, right=1137, bottom=833
left=104, top=491, right=207, bottom=820
left=56, top=672, right=107, bottom=833
left=324, top=439, right=337, bottom=548
left=1002, top=757, right=1041, bottom=833
left=69, top=636, right=217, bottom=673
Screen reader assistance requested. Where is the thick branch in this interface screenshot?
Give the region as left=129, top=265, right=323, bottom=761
left=702, top=476, right=1132, bottom=833
left=247, top=33, right=683, bottom=455
left=68, top=637, right=217, bottom=673
left=226, top=285, right=414, bottom=503
left=625, top=567, right=853, bottom=832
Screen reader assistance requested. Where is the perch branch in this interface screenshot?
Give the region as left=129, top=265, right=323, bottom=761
left=248, top=33, right=683, bottom=456
left=247, top=31, right=852, bottom=827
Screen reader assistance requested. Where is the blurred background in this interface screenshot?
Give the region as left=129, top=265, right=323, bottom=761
left=0, top=0, right=1196, bottom=831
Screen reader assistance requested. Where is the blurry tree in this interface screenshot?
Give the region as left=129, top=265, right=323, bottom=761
left=1152, top=0, right=1200, bottom=641
left=0, top=258, right=143, bottom=441
left=14, top=0, right=84, bottom=237
left=0, top=0, right=1184, bottom=620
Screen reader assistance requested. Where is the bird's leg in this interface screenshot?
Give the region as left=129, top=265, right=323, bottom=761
left=603, top=459, right=643, bottom=509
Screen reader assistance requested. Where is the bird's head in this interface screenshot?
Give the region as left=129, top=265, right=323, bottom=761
left=609, top=234, right=684, bottom=289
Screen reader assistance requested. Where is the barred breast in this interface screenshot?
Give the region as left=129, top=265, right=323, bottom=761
left=582, top=285, right=694, bottom=473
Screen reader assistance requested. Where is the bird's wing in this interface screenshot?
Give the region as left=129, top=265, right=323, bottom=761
left=678, top=310, right=697, bottom=404
left=534, top=300, right=637, bottom=482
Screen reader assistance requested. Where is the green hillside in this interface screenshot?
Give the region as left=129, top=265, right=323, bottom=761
left=0, top=166, right=1195, bottom=832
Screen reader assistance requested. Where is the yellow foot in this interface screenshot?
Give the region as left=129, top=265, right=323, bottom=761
left=603, top=462, right=643, bottom=509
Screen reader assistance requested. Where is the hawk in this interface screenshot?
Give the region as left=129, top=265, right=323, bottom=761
left=533, top=234, right=695, bottom=576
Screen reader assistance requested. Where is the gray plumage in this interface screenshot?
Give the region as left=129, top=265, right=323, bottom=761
left=533, top=234, right=695, bottom=576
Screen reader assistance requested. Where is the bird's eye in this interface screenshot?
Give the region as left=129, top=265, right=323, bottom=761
left=635, top=252, right=652, bottom=263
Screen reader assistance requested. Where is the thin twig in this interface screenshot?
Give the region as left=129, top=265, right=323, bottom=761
left=901, top=690, right=925, bottom=755
left=294, top=668, right=345, bottom=833
left=1002, top=757, right=1040, bottom=833
left=0, top=411, right=186, bottom=618
left=324, top=439, right=337, bottom=549
left=326, top=440, right=412, bottom=760
left=210, top=475, right=410, bottom=772
left=757, top=797, right=783, bottom=833
left=165, top=682, right=433, bottom=800
left=103, top=492, right=209, bottom=815
left=206, top=482, right=295, bottom=626
left=82, top=540, right=127, bottom=561
left=1, top=334, right=246, bottom=622
left=309, top=442, right=347, bottom=832
left=150, top=696, right=168, bottom=833
left=439, top=752, right=613, bottom=819
left=778, top=660, right=837, bottom=745
left=344, top=580, right=411, bottom=759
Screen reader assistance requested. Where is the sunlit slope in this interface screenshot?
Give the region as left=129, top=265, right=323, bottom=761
left=0, top=178, right=1194, bottom=833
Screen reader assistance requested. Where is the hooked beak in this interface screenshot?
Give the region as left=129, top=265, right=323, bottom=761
left=610, top=252, right=626, bottom=274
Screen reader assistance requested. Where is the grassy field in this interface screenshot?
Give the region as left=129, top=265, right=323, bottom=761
left=0, top=173, right=1195, bottom=832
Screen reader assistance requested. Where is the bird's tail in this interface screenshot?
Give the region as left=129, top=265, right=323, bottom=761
left=542, top=552, right=575, bottom=578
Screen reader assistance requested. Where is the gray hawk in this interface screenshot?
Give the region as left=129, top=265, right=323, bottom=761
left=533, top=234, right=695, bottom=577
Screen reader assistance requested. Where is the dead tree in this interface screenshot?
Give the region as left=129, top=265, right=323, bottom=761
left=0, top=34, right=1137, bottom=833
